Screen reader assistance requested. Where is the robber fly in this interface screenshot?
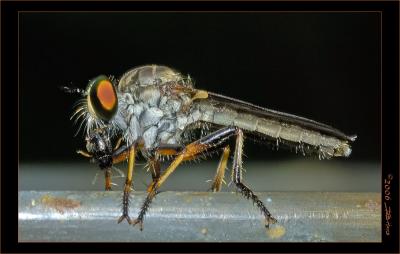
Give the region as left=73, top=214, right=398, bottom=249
left=65, top=65, right=357, bottom=231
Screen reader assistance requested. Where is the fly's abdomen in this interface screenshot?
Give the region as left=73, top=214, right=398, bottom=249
left=195, top=99, right=354, bottom=159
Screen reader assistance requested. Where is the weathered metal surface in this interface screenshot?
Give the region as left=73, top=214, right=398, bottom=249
left=19, top=191, right=381, bottom=242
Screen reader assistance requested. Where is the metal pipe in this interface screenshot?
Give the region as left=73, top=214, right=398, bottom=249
left=19, top=191, right=381, bottom=242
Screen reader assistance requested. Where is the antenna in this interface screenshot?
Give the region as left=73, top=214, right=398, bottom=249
left=59, top=86, right=86, bottom=96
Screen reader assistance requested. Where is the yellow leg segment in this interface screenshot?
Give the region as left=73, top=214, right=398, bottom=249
left=104, top=169, right=112, bottom=191
left=125, top=146, right=136, bottom=191
left=136, top=143, right=207, bottom=230
left=113, top=136, right=123, bottom=150
left=146, top=154, right=184, bottom=193
left=211, top=145, right=230, bottom=192
left=117, top=146, right=136, bottom=224
left=146, top=142, right=206, bottom=193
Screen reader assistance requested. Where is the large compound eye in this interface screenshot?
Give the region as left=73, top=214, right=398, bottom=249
left=87, top=75, right=118, bottom=121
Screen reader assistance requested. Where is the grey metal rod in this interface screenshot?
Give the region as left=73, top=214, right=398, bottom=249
left=19, top=191, right=381, bottom=242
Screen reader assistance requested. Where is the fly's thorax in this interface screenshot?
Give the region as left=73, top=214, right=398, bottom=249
left=115, top=83, right=201, bottom=150
left=118, top=65, right=191, bottom=93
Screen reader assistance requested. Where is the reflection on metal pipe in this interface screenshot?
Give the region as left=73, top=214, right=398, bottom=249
left=19, top=191, right=380, bottom=242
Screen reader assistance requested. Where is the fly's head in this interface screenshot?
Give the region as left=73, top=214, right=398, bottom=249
left=70, top=75, right=119, bottom=136
left=65, top=75, right=120, bottom=169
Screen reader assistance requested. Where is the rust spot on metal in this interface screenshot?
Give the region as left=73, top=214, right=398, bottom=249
left=40, top=194, right=81, bottom=214
left=364, top=199, right=380, bottom=211
left=266, top=225, right=286, bottom=239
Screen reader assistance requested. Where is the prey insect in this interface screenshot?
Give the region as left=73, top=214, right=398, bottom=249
left=66, top=65, right=357, bottom=231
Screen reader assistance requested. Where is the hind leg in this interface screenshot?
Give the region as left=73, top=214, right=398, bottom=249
left=231, top=128, right=277, bottom=228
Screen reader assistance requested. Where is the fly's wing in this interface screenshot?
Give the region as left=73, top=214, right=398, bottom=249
left=206, top=91, right=356, bottom=142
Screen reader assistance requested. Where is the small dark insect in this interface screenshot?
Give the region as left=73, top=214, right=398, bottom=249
left=66, top=65, right=357, bottom=231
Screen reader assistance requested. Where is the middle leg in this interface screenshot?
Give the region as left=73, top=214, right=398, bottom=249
left=210, top=145, right=230, bottom=192
left=133, top=126, right=239, bottom=230
left=148, top=156, right=161, bottom=183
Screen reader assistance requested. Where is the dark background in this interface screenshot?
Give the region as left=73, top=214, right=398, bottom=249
left=19, top=12, right=380, bottom=162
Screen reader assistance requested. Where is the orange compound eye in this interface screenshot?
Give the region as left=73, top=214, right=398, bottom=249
left=97, top=80, right=116, bottom=110
left=87, top=75, right=118, bottom=122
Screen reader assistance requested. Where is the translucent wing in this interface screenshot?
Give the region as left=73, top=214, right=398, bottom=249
left=206, top=91, right=356, bottom=142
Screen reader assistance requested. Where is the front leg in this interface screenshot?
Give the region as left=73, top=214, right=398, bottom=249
left=77, top=139, right=132, bottom=191
left=117, top=145, right=136, bottom=224
left=77, top=150, right=113, bottom=191
left=104, top=169, right=112, bottom=191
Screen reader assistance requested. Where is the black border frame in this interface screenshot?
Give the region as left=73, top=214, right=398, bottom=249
left=2, top=1, right=399, bottom=253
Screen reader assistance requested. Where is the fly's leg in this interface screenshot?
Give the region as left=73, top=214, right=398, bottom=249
left=77, top=150, right=113, bottom=191
left=149, top=157, right=161, bottom=183
left=147, top=144, right=183, bottom=184
left=106, top=141, right=132, bottom=191
left=232, top=128, right=277, bottom=228
left=77, top=150, right=92, bottom=158
left=210, top=145, right=230, bottom=192
left=130, top=145, right=182, bottom=230
left=113, top=136, right=123, bottom=150
left=104, top=169, right=112, bottom=191
left=133, top=154, right=183, bottom=230
left=132, top=126, right=238, bottom=230
left=105, top=142, right=131, bottom=191
left=77, top=139, right=130, bottom=191
left=117, top=146, right=136, bottom=224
